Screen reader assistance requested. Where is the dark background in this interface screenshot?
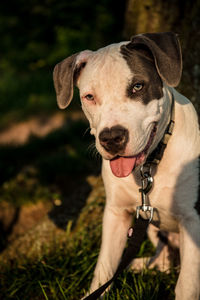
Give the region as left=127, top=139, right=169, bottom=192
left=0, top=0, right=126, bottom=128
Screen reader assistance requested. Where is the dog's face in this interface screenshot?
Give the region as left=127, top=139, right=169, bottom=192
left=53, top=32, right=182, bottom=177
left=77, top=45, right=165, bottom=172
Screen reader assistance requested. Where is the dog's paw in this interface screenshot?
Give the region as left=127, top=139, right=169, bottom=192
left=131, top=257, right=149, bottom=272
left=131, top=254, right=171, bottom=273
left=147, top=254, right=171, bottom=273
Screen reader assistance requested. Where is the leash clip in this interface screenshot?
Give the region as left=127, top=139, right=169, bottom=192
left=136, top=204, right=154, bottom=222
left=136, top=164, right=154, bottom=222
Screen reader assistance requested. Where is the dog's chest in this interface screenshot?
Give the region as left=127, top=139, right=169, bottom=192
left=105, top=165, right=180, bottom=232
left=126, top=179, right=179, bottom=232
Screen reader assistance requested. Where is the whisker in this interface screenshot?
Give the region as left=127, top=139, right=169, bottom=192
left=83, top=127, right=90, bottom=137
left=87, top=143, right=96, bottom=155
left=86, top=142, right=101, bottom=160
left=87, top=142, right=95, bottom=152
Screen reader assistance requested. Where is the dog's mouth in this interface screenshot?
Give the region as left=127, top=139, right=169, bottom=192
left=110, top=124, right=157, bottom=178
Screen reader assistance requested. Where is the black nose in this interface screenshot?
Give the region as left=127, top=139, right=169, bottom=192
left=99, top=125, right=129, bottom=155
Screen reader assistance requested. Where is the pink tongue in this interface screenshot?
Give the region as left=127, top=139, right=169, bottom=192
left=110, top=156, right=137, bottom=178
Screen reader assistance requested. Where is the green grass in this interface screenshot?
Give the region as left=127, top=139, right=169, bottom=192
left=0, top=212, right=177, bottom=300
left=0, top=183, right=178, bottom=300
left=0, top=69, right=81, bottom=130
left=0, top=70, right=55, bottom=129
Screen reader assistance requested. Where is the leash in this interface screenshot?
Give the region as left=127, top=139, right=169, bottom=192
left=83, top=93, right=175, bottom=300
left=83, top=167, right=152, bottom=300
left=83, top=217, right=149, bottom=300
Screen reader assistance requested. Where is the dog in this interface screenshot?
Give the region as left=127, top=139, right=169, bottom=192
left=53, top=32, right=200, bottom=299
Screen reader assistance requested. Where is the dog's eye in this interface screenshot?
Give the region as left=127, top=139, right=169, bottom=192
left=132, top=83, right=143, bottom=93
left=85, top=94, right=94, bottom=101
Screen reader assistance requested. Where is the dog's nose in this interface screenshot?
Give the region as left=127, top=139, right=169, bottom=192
left=99, top=125, right=129, bottom=154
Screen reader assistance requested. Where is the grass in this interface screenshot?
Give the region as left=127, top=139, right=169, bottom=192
left=0, top=203, right=178, bottom=300
left=0, top=68, right=82, bottom=130
left=0, top=70, right=54, bottom=129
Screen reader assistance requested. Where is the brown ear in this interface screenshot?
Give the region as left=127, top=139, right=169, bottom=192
left=53, top=53, right=79, bottom=109
left=53, top=51, right=92, bottom=109
left=124, top=32, right=182, bottom=87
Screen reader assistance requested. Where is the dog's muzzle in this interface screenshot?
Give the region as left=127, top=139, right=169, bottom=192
left=99, top=125, right=129, bottom=155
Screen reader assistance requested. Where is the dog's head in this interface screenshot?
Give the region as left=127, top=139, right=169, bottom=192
left=53, top=32, right=182, bottom=177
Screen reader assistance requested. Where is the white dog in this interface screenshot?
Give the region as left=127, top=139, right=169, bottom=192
left=53, top=32, right=200, bottom=299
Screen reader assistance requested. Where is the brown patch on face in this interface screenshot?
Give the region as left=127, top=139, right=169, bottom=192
left=120, top=43, right=163, bottom=104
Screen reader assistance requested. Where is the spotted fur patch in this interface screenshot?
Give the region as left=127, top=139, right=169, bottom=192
left=120, top=44, right=163, bottom=104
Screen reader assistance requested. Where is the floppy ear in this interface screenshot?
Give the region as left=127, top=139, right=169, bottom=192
left=53, top=51, right=91, bottom=109
left=123, top=32, right=182, bottom=87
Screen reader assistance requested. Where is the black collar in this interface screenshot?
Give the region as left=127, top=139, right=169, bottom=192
left=146, top=93, right=175, bottom=165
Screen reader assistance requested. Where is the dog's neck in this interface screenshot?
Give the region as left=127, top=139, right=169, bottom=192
left=148, top=85, right=174, bottom=158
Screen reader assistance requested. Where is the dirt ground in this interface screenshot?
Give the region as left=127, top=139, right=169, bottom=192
left=0, top=111, right=98, bottom=262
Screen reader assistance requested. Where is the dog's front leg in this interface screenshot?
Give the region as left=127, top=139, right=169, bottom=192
left=89, top=204, right=132, bottom=294
left=175, top=216, right=200, bottom=300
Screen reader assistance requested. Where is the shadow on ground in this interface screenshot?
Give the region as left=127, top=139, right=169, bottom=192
left=0, top=115, right=101, bottom=253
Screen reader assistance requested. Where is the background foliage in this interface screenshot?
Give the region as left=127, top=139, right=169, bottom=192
left=0, top=0, right=125, bottom=128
